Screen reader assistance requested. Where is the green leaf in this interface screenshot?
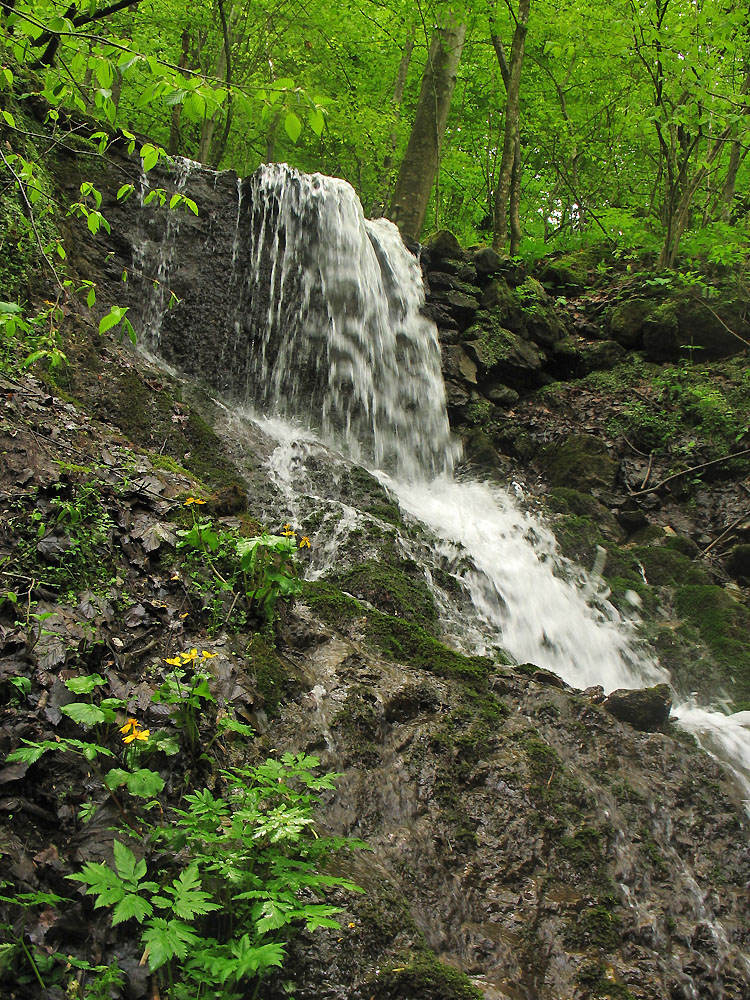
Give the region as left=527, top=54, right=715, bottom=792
left=86, top=286, right=96, bottom=308
left=142, top=917, right=199, bottom=971
left=141, top=144, right=159, bottom=172
left=1, top=110, right=15, bottom=128
left=61, top=703, right=108, bottom=725
left=125, top=768, right=165, bottom=798
left=117, top=183, right=134, bottom=201
left=112, top=893, right=152, bottom=925
left=284, top=112, right=302, bottom=142
left=65, top=673, right=106, bottom=695
left=309, top=108, right=325, bottom=136
left=99, top=305, right=128, bottom=334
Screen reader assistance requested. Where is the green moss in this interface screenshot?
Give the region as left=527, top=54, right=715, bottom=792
left=328, top=561, right=438, bottom=632
left=633, top=545, right=710, bottom=587
left=576, top=963, right=636, bottom=1000
left=369, top=952, right=482, bottom=1000
left=248, top=633, right=294, bottom=716
left=674, top=585, right=750, bottom=700
left=565, top=905, right=622, bottom=952
left=554, top=514, right=604, bottom=565
left=541, top=434, right=618, bottom=491
left=301, top=580, right=364, bottom=628
left=364, top=613, right=493, bottom=683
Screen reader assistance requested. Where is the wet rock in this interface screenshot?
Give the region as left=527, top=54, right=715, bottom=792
left=539, top=434, right=619, bottom=491
left=423, top=229, right=470, bottom=263
left=603, top=683, right=672, bottom=730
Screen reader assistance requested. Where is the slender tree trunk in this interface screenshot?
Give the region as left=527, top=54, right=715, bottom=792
left=168, top=29, right=190, bottom=155
left=491, top=0, right=531, bottom=251
left=386, top=17, right=466, bottom=240
left=371, top=21, right=415, bottom=217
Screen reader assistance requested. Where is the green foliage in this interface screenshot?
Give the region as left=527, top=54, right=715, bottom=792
left=176, top=504, right=304, bottom=624
left=68, top=754, right=363, bottom=995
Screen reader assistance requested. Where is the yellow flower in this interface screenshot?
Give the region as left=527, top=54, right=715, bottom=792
left=281, top=523, right=296, bottom=537
left=200, top=650, right=218, bottom=659
left=123, top=727, right=150, bottom=744
left=164, top=656, right=182, bottom=666
left=120, top=719, right=149, bottom=743
left=183, top=648, right=199, bottom=662
left=184, top=497, right=206, bottom=506
left=299, top=536, right=310, bottom=548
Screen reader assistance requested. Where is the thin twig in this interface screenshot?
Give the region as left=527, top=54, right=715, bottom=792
left=691, top=294, right=750, bottom=350
left=629, top=447, right=750, bottom=496
left=702, top=509, right=750, bottom=557
left=640, top=452, right=654, bottom=490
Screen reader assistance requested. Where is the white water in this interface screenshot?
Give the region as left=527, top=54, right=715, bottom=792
left=244, top=164, right=455, bottom=481
left=240, top=164, right=750, bottom=814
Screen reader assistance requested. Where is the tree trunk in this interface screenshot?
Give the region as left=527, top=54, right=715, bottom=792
left=371, top=21, right=415, bottom=218
left=491, top=0, right=531, bottom=251
left=386, top=17, right=466, bottom=240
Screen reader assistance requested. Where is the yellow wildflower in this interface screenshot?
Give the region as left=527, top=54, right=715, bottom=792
left=299, top=536, right=311, bottom=548
left=184, top=497, right=206, bottom=506
left=120, top=719, right=149, bottom=744
left=200, top=650, right=218, bottom=659
left=164, top=656, right=182, bottom=666
left=281, top=523, right=296, bottom=537
left=123, top=726, right=150, bottom=744
left=183, top=648, right=199, bottom=662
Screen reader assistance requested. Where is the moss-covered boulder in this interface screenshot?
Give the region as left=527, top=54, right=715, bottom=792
left=367, top=953, right=482, bottom=999
left=540, top=434, right=619, bottom=491
left=642, top=299, right=680, bottom=361
left=609, top=297, right=652, bottom=348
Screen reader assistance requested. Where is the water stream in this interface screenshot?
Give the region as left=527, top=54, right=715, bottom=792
left=228, top=165, right=750, bottom=814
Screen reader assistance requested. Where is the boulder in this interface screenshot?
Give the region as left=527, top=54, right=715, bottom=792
left=423, top=229, right=469, bottom=262
left=603, top=684, right=672, bottom=730
left=609, top=297, right=652, bottom=348
left=540, top=434, right=619, bottom=490
left=473, top=246, right=505, bottom=276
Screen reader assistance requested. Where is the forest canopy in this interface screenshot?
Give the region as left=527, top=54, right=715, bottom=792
left=1, top=0, right=749, bottom=268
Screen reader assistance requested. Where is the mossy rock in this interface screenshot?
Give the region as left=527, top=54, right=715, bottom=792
left=328, top=560, right=438, bottom=632
left=674, top=585, right=750, bottom=701
left=304, top=581, right=496, bottom=683
left=464, top=317, right=545, bottom=388
left=577, top=340, right=626, bottom=375
left=537, top=261, right=584, bottom=294
left=642, top=299, right=680, bottom=361
left=609, top=297, right=652, bottom=348
left=545, top=488, right=623, bottom=542
left=249, top=633, right=295, bottom=716
left=367, top=952, right=482, bottom=1000
left=633, top=545, right=710, bottom=588
left=365, top=613, right=494, bottom=683
left=540, top=434, right=619, bottom=491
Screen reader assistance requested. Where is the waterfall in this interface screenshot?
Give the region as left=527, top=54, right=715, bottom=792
left=242, top=164, right=456, bottom=481
left=232, top=165, right=750, bottom=812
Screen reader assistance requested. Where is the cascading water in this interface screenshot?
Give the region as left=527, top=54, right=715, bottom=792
left=224, top=164, right=750, bottom=814
left=240, top=164, right=456, bottom=481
